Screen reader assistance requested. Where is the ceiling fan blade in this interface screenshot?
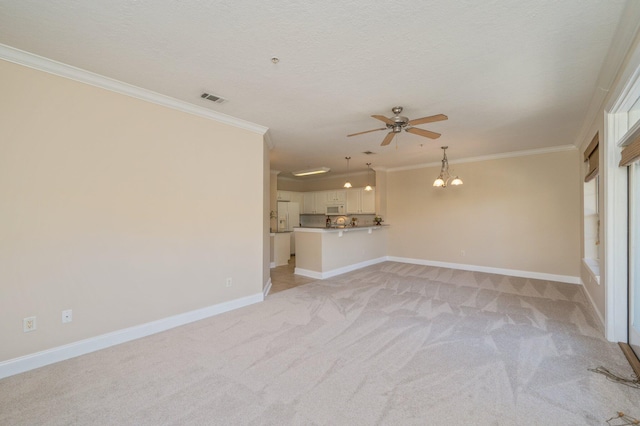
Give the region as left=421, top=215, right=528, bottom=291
left=407, top=114, right=448, bottom=126
left=347, top=127, right=387, bottom=137
left=381, top=132, right=395, bottom=146
left=406, top=127, right=441, bottom=139
left=371, top=114, right=394, bottom=125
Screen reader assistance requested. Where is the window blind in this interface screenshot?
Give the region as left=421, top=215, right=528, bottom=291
left=584, top=132, right=599, bottom=182
left=619, top=132, right=640, bottom=167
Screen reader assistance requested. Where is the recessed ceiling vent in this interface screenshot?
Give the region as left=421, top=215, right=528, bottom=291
left=200, top=92, right=227, bottom=104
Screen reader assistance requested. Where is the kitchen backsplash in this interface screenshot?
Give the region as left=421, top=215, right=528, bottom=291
left=300, top=214, right=377, bottom=227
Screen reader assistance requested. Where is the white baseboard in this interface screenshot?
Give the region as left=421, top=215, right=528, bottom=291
left=294, top=267, right=324, bottom=279
left=270, top=261, right=276, bottom=268
left=0, top=292, right=264, bottom=380
left=295, top=257, right=387, bottom=280
left=263, top=278, right=272, bottom=298
left=387, top=256, right=581, bottom=285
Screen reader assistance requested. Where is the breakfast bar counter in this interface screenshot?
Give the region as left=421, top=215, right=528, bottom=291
left=293, top=225, right=389, bottom=279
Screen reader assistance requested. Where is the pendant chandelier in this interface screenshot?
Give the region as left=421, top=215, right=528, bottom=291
left=343, top=157, right=353, bottom=188
left=364, top=163, right=373, bottom=191
left=433, top=146, right=463, bottom=188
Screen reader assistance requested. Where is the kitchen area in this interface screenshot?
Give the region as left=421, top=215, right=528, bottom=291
left=270, top=181, right=388, bottom=283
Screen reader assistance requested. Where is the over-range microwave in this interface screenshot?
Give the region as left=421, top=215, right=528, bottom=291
left=326, top=204, right=345, bottom=215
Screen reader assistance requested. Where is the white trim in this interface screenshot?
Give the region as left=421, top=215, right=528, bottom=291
left=294, top=268, right=324, bottom=280
left=387, top=145, right=577, bottom=172
left=0, top=292, right=264, bottom=380
left=270, top=261, right=276, bottom=268
left=264, top=131, right=274, bottom=149
left=263, top=278, right=272, bottom=298
left=387, top=256, right=581, bottom=285
left=582, top=258, right=601, bottom=285
left=603, top=106, right=632, bottom=343
left=0, top=44, right=268, bottom=135
left=295, top=257, right=387, bottom=280
left=580, top=277, right=606, bottom=329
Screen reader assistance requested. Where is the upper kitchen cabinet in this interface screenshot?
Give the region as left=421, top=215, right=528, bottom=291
left=361, top=188, right=375, bottom=213
left=323, top=190, right=346, bottom=204
left=289, top=192, right=304, bottom=205
left=346, top=187, right=376, bottom=214
left=277, top=190, right=291, bottom=201
left=301, top=192, right=325, bottom=214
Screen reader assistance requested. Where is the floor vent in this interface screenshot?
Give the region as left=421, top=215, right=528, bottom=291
left=363, top=151, right=376, bottom=155
left=200, top=92, right=227, bottom=104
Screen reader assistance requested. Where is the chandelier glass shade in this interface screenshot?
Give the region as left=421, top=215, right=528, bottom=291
left=433, top=146, right=463, bottom=188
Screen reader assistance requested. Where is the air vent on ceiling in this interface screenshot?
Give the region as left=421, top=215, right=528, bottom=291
left=200, top=92, right=227, bottom=104
left=363, top=151, right=376, bottom=155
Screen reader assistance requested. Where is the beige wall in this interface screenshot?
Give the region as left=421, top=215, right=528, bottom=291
left=321, top=229, right=387, bottom=271
left=0, top=60, right=266, bottom=361
left=387, top=150, right=582, bottom=278
left=263, top=140, right=271, bottom=291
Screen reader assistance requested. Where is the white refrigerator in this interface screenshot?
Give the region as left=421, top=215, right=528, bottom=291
left=277, top=201, right=299, bottom=254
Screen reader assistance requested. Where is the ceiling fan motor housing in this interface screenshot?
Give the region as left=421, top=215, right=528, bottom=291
left=390, top=106, right=409, bottom=129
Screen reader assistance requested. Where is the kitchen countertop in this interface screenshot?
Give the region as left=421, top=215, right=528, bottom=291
left=294, top=225, right=388, bottom=233
left=269, top=230, right=293, bottom=236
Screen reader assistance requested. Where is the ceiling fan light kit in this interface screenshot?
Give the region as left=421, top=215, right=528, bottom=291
left=291, top=166, right=331, bottom=177
left=348, top=106, right=448, bottom=146
left=433, top=146, right=463, bottom=188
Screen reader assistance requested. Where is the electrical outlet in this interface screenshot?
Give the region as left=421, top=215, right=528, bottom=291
left=23, top=316, right=36, bottom=332
left=461, top=250, right=466, bottom=257
left=62, top=309, right=73, bottom=323
left=226, top=277, right=232, bottom=287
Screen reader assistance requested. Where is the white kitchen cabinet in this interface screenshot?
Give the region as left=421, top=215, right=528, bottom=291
left=361, top=188, right=375, bottom=213
left=315, top=192, right=327, bottom=213
left=300, top=189, right=357, bottom=215
left=277, top=190, right=291, bottom=201
left=346, top=189, right=360, bottom=214
left=290, top=191, right=304, bottom=205
left=346, top=187, right=376, bottom=214
left=303, top=192, right=317, bottom=214
left=324, top=190, right=346, bottom=204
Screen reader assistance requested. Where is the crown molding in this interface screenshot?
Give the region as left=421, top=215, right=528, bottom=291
left=387, top=145, right=577, bottom=172
left=264, top=130, right=275, bottom=149
left=0, top=44, right=269, bottom=135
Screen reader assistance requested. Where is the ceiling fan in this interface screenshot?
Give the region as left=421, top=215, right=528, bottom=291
left=347, top=106, right=448, bottom=146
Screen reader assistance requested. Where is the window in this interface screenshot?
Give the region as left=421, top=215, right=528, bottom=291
left=583, top=133, right=600, bottom=282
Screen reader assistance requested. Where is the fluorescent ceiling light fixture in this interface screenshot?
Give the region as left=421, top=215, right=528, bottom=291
left=292, top=167, right=330, bottom=176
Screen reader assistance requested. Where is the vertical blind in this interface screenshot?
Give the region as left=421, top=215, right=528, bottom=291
left=584, top=132, right=599, bottom=182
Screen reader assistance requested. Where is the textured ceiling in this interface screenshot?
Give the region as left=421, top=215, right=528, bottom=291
left=0, top=0, right=629, bottom=176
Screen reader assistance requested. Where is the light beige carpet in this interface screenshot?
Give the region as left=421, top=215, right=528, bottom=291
left=1, top=262, right=639, bottom=425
